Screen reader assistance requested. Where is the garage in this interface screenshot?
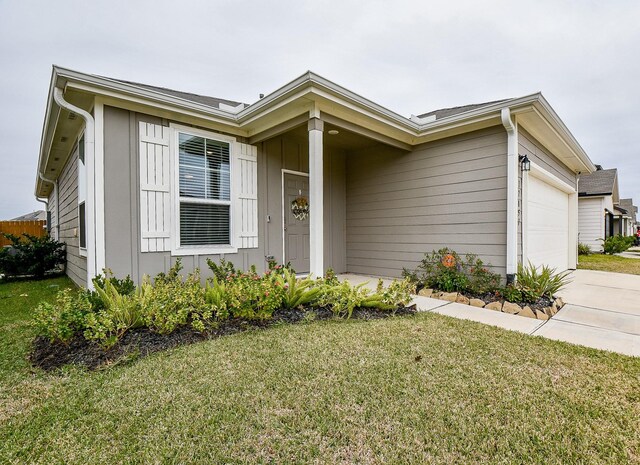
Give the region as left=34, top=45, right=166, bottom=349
left=526, top=172, right=571, bottom=271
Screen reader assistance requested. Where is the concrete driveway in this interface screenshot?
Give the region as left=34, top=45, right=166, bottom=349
left=534, top=269, right=640, bottom=356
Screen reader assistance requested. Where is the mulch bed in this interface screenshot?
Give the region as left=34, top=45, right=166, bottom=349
left=30, top=305, right=416, bottom=372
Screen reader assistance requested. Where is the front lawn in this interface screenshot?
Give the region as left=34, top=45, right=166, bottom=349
left=1, top=278, right=639, bottom=464
left=578, top=253, right=640, bottom=275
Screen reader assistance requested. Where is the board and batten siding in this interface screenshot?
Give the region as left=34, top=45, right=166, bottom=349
left=346, top=126, right=508, bottom=278
left=578, top=197, right=604, bottom=251
left=55, top=144, right=87, bottom=286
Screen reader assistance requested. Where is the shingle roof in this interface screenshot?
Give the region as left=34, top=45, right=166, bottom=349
left=418, top=99, right=510, bottom=120
left=619, top=198, right=638, bottom=220
left=11, top=210, right=46, bottom=221
left=577, top=168, right=617, bottom=196
left=108, top=78, right=246, bottom=110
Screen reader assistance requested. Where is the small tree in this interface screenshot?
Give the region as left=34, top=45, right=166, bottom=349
left=0, top=233, right=66, bottom=279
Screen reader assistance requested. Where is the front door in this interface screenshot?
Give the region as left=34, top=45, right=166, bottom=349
left=283, top=172, right=310, bottom=273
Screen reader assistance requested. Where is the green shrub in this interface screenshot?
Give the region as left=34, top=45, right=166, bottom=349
left=498, top=285, right=522, bottom=303
left=139, top=266, right=209, bottom=334
left=317, top=280, right=372, bottom=318
left=206, top=258, right=239, bottom=281
left=33, top=289, right=92, bottom=344
left=602, top=235, right=635, bottom=254
left=87, top=270, right=136, bottom=311
left=276, top=268, right=322, bottom=309
left=403, top=248, right=501, bottom=294
left=516, top=262, right=571, bottom=302
left=0, top=233, right=66, bottom=280
left=84, top=278, right=145, bottom=348
left=577, top=243, right=592, bottom=256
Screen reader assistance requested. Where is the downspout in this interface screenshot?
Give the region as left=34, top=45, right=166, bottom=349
left=52, top=87, right=96, bottom=289
left=501, top=108, right=518, bottom=283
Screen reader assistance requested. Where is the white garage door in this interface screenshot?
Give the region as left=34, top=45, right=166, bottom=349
left=527, top=174, right=570, bottom=271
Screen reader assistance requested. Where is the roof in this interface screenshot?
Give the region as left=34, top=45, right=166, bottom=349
left=11, top=210, right=46, bottom=221
left=619, top=198, right=638, bottom=220
left=418, top=99, right=510, bottom=120
left=578, top=168, right=617, bottom=196
left=614, top=205, right=628, bottom=215
left=36, top=66, right=598, bottom=197
left=108, top=78, right=246, bottom=110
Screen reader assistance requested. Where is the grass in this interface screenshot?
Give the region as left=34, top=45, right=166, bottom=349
left=1, top=278, right=639, bottom=464
left=578, top=253, right=640, bottom=275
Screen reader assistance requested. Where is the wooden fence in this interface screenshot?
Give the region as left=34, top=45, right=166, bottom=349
left=0, top=220, right=47, bottom=247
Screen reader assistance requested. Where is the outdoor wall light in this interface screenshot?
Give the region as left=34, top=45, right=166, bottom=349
left=519, top=154, right=531, bottom=172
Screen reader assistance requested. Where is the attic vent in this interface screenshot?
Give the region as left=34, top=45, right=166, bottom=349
left=68, top=112, right=77, bottom=120
left=60, top=136, right=68, bottom=143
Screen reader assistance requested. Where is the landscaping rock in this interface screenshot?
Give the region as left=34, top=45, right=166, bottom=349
left=469, top=298, right=486, bottom=308
left=456, top=294, right=470, bottom=305
left=543, top=306, right=554, bottom=317
left=519, top=306, right=536, bottom=319
left=535, top=309, right=549, bottom=320
left=432, top=292, right=442, bottom=299
left=485, top=301, right=503, bottom=311
left=502, top=301, right=522, bottom=314
left=418, top=288, right=433, bottom=298
left=550, top=302, right=559, bottom=315
left=554, top=297, right=564, bottom=309
left=440, top=292, right=458, bottom=302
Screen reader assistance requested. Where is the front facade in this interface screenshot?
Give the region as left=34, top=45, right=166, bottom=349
left=36, top=67, right=595, bottom=288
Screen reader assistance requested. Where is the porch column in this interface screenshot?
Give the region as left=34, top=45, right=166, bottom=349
left=308, top=117, right=324, bottom=277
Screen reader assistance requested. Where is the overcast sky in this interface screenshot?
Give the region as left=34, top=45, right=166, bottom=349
left=1, top=0, right=638, bottom=219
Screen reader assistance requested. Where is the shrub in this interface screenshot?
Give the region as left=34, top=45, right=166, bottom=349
left=403, top=248, right=501, bottom=294
left=601, top=235, right=635, bottom=254
left=0, top=233, right=65, bottom=280
left=498, top=285, right=522, bottom=303
left=87, top=270, right=136, bottom=311
left=578, top=243, right=592, bottom=256
left=206, top=258, right=239, bottom=281
left=276, top=268, right=322, bottom=309
left=139, top=264, right=209, bottom=334
left=33, top=289, right=92, bottom=344
left=84, top=279, right=145, bottom=348
left=516, top=262, right=571, bottom=302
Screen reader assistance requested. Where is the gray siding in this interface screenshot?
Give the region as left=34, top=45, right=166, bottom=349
left=103, top=107, right=346, bottom=283
left=346, top=126, right=508, bottom=278
left=56, top=144, right=87, bottom=286
left=518, top=128, right=575, bottom=186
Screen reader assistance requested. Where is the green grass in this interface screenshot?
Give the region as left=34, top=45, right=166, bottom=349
left=1, top=278, right=639, bottom=464
left=578, top=253, right=640, bottom=275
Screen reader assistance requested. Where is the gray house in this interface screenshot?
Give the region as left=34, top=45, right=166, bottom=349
left=36, top=66, right=596, bottom=288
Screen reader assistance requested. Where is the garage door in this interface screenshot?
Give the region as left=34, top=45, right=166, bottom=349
left=527, top=174, right=570, bottom=271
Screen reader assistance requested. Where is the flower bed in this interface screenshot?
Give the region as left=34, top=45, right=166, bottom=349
left=404, top=248, right=570, bottom=321
left=30, top=260, right=415, bottom=370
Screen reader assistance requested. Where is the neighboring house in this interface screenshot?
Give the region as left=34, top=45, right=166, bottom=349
left=10, top=210, right=46, bottom=221
left=619, top=198, right=638, bottom=236
left=35, top=66, right=596, bottom=288
left=577, top=168, right=619, bottom=251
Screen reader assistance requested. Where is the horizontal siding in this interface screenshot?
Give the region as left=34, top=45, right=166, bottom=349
left=57, top=145, right=87, bottom=287
left=346, top=126, right=508, bottom=278
left=578, top=197, right=604, bottom=251
left=519, top=128, right=575, bottom=186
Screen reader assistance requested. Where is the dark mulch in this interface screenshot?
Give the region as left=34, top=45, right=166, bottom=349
left=30, top=305, right=416, bottom=372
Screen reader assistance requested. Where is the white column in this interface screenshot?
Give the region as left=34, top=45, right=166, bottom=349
left=308, top=117, right=324, bottom=277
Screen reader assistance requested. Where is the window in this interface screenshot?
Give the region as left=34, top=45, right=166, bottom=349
left=77, top=134, right=87, bottom=253
left=177, top=132, right=231, bottom=246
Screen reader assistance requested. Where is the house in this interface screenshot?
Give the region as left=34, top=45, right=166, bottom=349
left=619, top=198, right=638, bottom=236
left=10, top=210, right=47, bottom=221
left=577, top=167, right=633, bottom=251
left=35, top=66, right=596, bottom=288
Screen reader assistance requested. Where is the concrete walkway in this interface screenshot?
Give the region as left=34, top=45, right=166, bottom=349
left=617, top=246, right=640, bottom=259
left=339, top=271, right=640, bottom=357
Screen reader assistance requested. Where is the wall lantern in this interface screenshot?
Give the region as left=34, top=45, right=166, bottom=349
left=519, top=154, right=531, bottom=172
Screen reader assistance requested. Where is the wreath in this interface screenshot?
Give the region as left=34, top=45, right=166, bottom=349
left=291, top=196, right=310, bottom=221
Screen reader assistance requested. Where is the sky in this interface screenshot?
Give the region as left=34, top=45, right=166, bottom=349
left=0, top=0, right=639, bottom=219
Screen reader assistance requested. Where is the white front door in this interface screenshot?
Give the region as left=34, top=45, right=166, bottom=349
left=527, top=174, right=570, bottom=271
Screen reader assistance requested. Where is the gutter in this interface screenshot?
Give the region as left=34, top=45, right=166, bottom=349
left=501, top=108, right=518, bottom=282
left=52, top=87, right=97, bottom=289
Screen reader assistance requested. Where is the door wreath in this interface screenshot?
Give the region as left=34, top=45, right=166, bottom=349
left=291, top=196, right=310, bottom=220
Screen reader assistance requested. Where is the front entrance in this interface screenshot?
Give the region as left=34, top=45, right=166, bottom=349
left=283, top=171, right=310, bottom=273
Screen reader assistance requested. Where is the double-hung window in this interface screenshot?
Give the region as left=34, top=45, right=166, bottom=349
left=177, top=131, right=232, bottom=247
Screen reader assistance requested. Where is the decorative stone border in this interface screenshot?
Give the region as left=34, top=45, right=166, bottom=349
left=417, top=289, right=565, bottom=320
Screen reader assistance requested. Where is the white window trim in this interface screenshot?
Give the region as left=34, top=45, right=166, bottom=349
left=169, top=123, right=238, bottom=256
left=77, top=131, right=88, bottom=257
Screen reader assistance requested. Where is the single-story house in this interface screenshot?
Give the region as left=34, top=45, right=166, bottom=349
left=10, top=210, right=47, bottom=222
left=619, top=198, right=638, bottom=236
left=577, top=167, right=630, bottom=251
left=35, top=66, right=596, bottom=288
